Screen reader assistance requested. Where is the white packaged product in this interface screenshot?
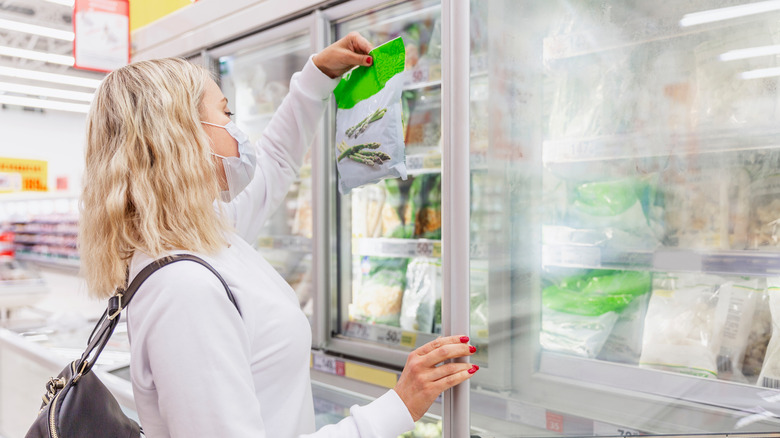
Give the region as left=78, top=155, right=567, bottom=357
left=715, top=279, right=760, bottom=382
left=758, top=278, right=780, bottom=389
left=400, top=259, right=439, bottom=333
left=639, top=274, right=725, bottom=378
left=334, top=37, right=408, bottom=194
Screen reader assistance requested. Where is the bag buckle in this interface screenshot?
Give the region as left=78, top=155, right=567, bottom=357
left=107, top=293, right=123, bottom=320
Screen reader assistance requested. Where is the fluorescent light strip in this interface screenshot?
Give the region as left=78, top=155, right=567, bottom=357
left=740, top=66, right=780, bottom=80
left=0, top=95, right=89, bottom=113
left=43, top=0, right=74, bottom=6
left=0, top=18, right=74, bottom=41
left=721, top=44, right=780, bottom=61
left=0, top=82, right=92, bottom=102
left=680, top=0, right=780, bottom=27
left=0, top=66, right=101, bottom=88
left=0, top=46, right=73, bottom=66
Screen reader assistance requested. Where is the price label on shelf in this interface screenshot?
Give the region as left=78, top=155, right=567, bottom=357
left=593, top=422, right=641, bottom=437
left=400, top=331, right=417, bottom=348
left=312, top=354, right=338, bottom=375
left=422, top=154, right=442, bottom=170
left=345, top=321, right=371, bottom=341
left=407, top=155, right=424, bottom=171
left=257, top=237, right=274, bottom=248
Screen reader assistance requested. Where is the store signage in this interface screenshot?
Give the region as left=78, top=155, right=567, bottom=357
left=73, top=0, right=130, bottom=72
left=0, top=158, right=47, bottom=191
left=0, top=172, right=22, bottom=193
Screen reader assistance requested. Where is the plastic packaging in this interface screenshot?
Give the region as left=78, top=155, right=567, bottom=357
left=541, top=270, right=652, bottom=358
left=715, top=279, right=760, bottom=382
left=758, top=277, right=780, bottom=388
left=400, top=259, right=440, bottom=333
left=743, top=288, right=772, bottom=383
left=350, top=257, right=408, bottom=327
left=639, top=274, right=724, bottom=378
left=334, top=37, right=408, bottom=194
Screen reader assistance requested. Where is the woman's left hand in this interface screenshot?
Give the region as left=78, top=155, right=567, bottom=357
left=313, top=32, right=374, bottom=79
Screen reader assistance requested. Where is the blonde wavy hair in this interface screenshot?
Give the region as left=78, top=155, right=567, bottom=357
left=80, top=58, right=228, bottom=299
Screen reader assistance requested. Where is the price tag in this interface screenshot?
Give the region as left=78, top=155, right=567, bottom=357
left=400, top=331, right=417, bottom=348
left=423, top=154, right=442, bottom=170
left=409, top=66, right=430, bottom=85
left=593, top=422, right=642, bottom=437
left=378, top=328, right=403, bottom=346
left=257, top=237, right=273, bottom=248
left=312, top=354, right=338, bottom=374
left=546, top=412, right=564, bottom=433
left=416, top=240, right=434, bottom=258
left=345, top=322, right=371, bottom=341
left=432, top=242, right=442, bottom=258
left=407, top=155, right=424, bottom=171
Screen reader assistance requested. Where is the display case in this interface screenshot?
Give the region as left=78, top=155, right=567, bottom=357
left=466, top=0, right=780, bottom=435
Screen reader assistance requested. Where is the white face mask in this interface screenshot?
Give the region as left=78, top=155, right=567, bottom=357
left=201, top=120, right=258, bottom=202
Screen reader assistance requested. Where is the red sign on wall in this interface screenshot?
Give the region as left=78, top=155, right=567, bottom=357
left=73, top=0, right=130, bottom=72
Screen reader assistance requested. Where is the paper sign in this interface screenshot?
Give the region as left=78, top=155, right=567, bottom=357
left=74, top=0, right=130, bottom=72
left=0, top=158, right=47, bottom=191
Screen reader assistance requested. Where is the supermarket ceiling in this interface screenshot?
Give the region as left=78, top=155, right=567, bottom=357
left=0, top=0, right=103, bottom=113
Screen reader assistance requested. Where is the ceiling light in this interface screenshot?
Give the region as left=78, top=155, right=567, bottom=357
left=720, top=44, right=780, bottom=61
left=680, top=0, right=780, bottom=27
left=0, top=18, right=74, bottom=41
left=43, top=0, right=75, bottom=6
left=740, top=66, right=780, bottom=80
left=0, top=46, right=74, bottom=66
left=0, top=82, right=92, bottom=102
left=0, top=95, right=89, bottom=113
left=0, top=66, right=102, bottom=88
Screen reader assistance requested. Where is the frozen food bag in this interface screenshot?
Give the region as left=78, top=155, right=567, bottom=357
left=716, top=278, right=760, bottom=383
left=351, top=257, right=409, bottom=327
left=400, top=259, right=440, bottom=333
left=334, top=37, right=407, bottom=194
left=566, top=177, right=663, bottom=244
left=639, top=274, right=725, bottom=378
left=758, top=277, right=780, bottom=389
left=597, top=291, right=651, bottom=365
left=541, top=270, right=651, bottom=358
left=743, top=288, right=772, bottom=383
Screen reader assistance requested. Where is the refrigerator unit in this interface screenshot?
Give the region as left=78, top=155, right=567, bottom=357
left=203, top=0, right=780, bottom=435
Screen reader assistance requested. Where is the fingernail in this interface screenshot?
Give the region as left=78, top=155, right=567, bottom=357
left=469, top=346, right=477, bottom=353
left=460, top=336, right=469, bottom=343
left=468, top=365, right=479, bottom=374
left=366, top=56, right=373, bottom=65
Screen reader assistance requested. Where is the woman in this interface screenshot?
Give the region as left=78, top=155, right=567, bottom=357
left=79, top=33, right=477, bottom=437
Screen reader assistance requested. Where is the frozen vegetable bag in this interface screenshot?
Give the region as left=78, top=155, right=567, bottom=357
left=334, top=37, right=408, bottom=194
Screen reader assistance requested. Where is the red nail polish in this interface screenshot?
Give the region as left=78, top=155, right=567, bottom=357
left=468, top=366, right=478, bottom=374
left=469, top=346, right=477, bottom=353
left=366, top=56, right=373, bottom=65
left=460, top=336, right=469, bottom=343
left=474, top=365, right=480, bottom=371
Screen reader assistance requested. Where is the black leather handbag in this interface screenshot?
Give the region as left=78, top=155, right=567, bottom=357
left=25, top=254, right=239, bottom=438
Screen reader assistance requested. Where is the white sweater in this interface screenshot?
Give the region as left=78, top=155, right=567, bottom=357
left=126, top=58, right=415, bottom=438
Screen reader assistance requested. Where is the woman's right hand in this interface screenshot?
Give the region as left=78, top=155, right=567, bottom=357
left=394, top=335, right=478, bottom=421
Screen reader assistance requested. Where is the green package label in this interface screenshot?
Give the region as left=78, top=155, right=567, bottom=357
left=333, top=37, right=406, bottom=110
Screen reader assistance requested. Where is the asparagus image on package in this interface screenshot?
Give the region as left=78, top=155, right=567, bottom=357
left=334, top=37, right=407, bottom=194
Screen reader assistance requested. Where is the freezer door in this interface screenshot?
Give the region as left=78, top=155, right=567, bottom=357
left=327, top=0, right=447, bottom=366
left=469, top=0, right=780, bottom=436
left=217, top=33, right=316, bottom=319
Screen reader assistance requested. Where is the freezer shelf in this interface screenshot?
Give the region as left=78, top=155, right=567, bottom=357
left=543, top=244, right=780, bottom=277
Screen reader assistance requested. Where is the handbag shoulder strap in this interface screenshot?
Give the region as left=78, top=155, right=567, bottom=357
left=79, top=254, right=239, bottom=378
left=112, top=254, right=240, bottom=317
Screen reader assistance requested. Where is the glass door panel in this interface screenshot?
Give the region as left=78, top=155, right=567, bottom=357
left=469, top=0, right=780, bottom=435
left=332, top=1, right=444, bottom=359
left=218, top=34, right=316, bottom=318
